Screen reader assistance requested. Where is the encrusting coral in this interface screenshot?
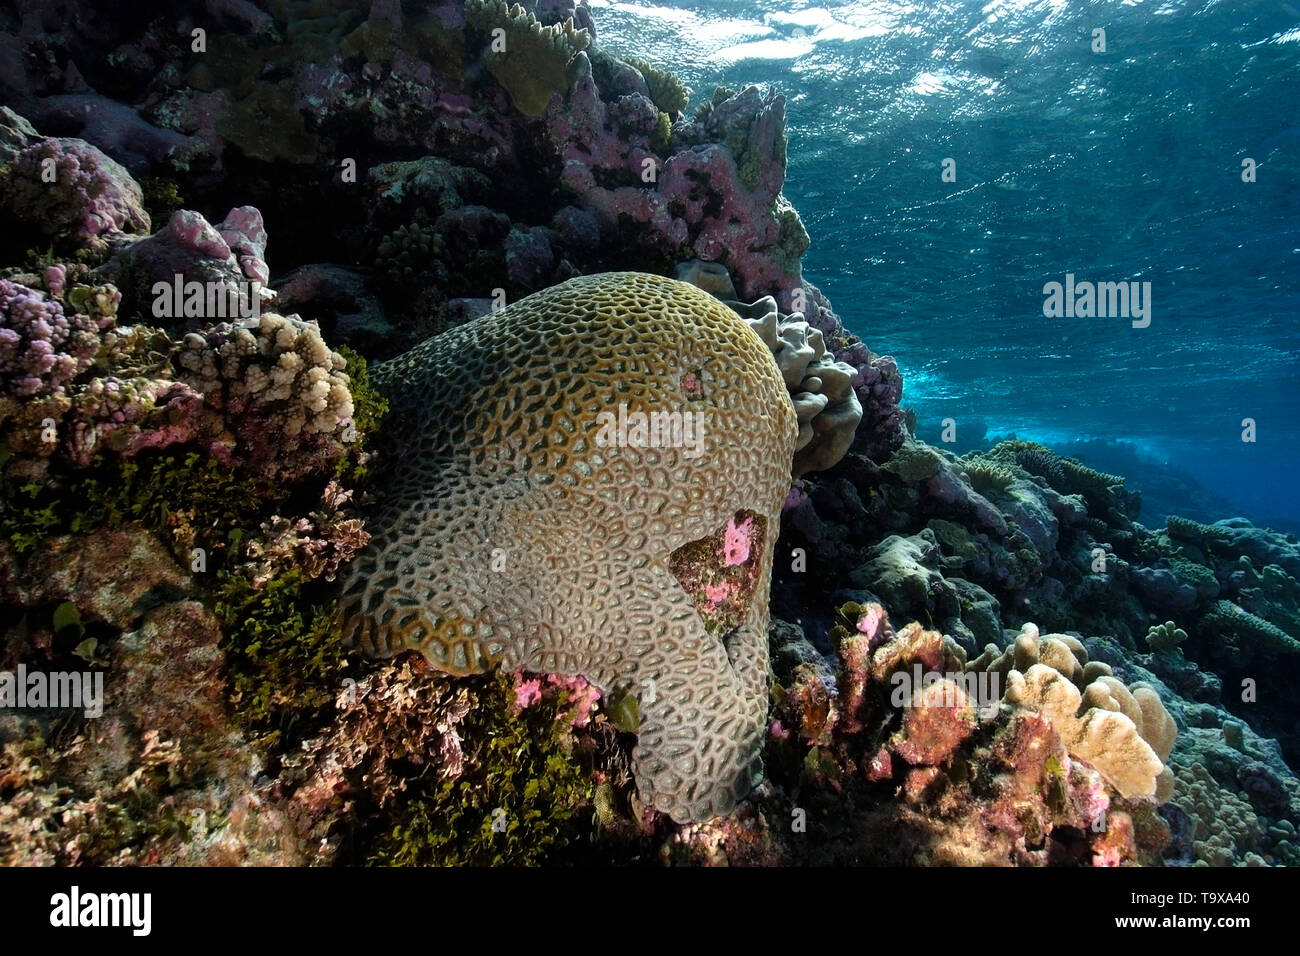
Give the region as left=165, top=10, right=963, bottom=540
left=340, top=271, right=797, bottom=823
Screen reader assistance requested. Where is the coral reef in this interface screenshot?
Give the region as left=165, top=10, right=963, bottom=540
left=0, top=0, right=1294, bottom=870
left=752, top=604, right=1169, bottom=865
left=1170, top=760, right=1265, bottom=866
left=0, top=278, right=100, bottom=397
left=175, top=312, right=355, bottom=481
left=1003, top=662, right=1169, bottom=800
left=97, top=207, right=271, bottom=328
left=676, top=259, right=888, bottom=475
left=623, top=57, right=690, bottom=118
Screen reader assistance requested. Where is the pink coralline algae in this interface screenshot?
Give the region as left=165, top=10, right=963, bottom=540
left=0, top=137, right=150, bottom=251
left=890, top=679, right=977, bottom=766
left=512, top=672, right=601, bottom=728
left=547, top=674, right=601, bottom=728
left=850, top=352, right=906, bottom=462
left=514, top=675, right=544, bottom=711
left=703, top=581, right=732, bottom=606
left=546, top=67, right=805, bottom=298
left=1090, top=811, right=1137, bottom=867
left=783, top=482, right=809, bottom=511
left=855, top=602, right=890, bottom=648
left=834, top=634, right=874, bottom=735
left=668, top=509, right=766, bottom=635
left=0, top=278, right=99, bottom=397
left=216, top=206, right=272, bottom=287
left=64, top=376, right=204, bottom=467
left=658, top=143, right=801, bottom=297
left=722, top=514, right=755, bottom=566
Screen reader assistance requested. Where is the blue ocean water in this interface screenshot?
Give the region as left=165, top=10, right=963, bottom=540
left=594, top=0, right=1300, bottom=530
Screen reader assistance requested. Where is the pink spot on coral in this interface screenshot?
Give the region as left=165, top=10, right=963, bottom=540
left=704, top=581, right=734, bottom=607
left=856, top=604, right=885, bottom=639
left=722, top=515, right=754, bottom=567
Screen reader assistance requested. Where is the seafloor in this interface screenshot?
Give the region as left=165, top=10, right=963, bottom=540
left=0, top=0, right=1296, bottom=866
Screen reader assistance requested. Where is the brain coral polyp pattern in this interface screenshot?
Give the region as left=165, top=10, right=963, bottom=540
left=340, top=272, right=798, bottom=822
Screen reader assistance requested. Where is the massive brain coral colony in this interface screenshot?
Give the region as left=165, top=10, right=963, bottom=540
left=339, top=272, right=799, bottom=823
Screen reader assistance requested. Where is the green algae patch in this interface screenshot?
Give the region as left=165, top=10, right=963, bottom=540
left=0, top=451, right=275, bottom=558
left=213, top=568, right=347, bottom=735
left=366, top=669, right=594, bottom=866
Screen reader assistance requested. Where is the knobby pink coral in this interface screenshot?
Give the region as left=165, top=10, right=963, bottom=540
left=0, top=279, right=99, bottom=397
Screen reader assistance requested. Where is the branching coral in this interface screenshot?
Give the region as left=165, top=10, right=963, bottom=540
left=176, top=312, right=355, bottom=481
left=374, top=217, right=446, bottom=296
left=1145, top=620, right=1188, bottom=653
left=986, top=439, right=1133, bottom=520
left=0, top=278, right=100, bottom=398
left=1201, top=599, right=1300, bottom=657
